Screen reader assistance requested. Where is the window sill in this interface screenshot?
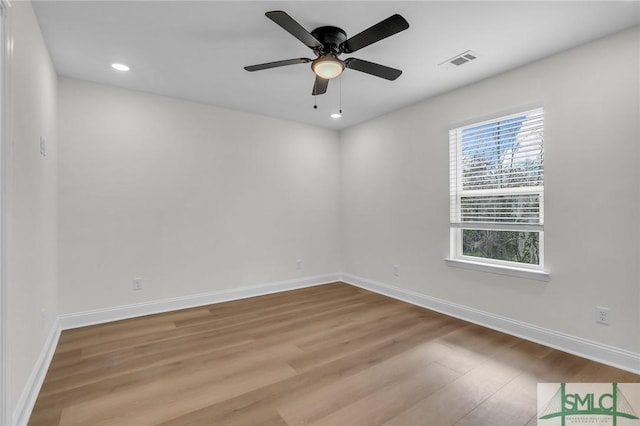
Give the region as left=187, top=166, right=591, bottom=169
left=445, top=258, right=550, bottom=282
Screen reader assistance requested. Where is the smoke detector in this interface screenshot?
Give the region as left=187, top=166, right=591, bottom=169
left=439, top=50, right=478, bottom=69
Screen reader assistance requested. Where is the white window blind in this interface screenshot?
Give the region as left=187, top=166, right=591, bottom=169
left=449, top=108, right=545, bottom=268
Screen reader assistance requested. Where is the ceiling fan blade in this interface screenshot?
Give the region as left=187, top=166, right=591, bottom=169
left=244, top=58, right=312, bottom=72
left=265, top=11, right=324, bottom=49
left=312, top=76, right=329, bottom=95
left=341, top=14, right=409, bottom=54
left=344, top=58, right=402, bottom=80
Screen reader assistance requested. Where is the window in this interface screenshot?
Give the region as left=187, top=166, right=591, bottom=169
left=448, top=108, right=545, bottom=276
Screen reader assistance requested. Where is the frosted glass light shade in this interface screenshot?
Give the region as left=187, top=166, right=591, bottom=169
left=312, top=56, right=344, bottom=80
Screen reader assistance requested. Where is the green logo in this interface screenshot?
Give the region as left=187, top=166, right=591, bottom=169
left=539, top=383, right=639, bottom=426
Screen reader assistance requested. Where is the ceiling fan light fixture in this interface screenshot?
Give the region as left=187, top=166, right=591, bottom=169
left=312, top=55, right=344, bottom=80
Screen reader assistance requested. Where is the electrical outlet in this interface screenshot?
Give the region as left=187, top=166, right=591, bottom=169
left=296, top=259, right=303, bottom=270
left=133, top=277, right=143, bottom=291
left=393, top=264, right=399, bottom=277
left=39, top=136, right=46, bottom=157
left=595, top=306, right=610, bottom=325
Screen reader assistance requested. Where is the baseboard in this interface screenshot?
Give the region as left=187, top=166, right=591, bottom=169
left=339, top=273, right=640, bottom=375
left=12, top=318, right=61, bottom=426
left=59, top=273, right=341, bottom=330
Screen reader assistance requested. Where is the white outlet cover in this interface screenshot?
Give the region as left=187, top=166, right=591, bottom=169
left=595, top=306, right=610, bottom=324
left=133, top=277, right=143, bottom=291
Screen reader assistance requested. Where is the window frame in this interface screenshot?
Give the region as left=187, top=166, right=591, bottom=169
left=447, top=108, right=549, bottom=281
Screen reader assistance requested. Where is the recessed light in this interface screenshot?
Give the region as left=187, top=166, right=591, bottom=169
left=111, top=63, right=130, bottom=72
left=330, top=113, right=341, bottom=119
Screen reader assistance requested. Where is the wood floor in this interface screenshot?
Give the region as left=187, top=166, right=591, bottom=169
left=29, top=282, right=639, bottom=426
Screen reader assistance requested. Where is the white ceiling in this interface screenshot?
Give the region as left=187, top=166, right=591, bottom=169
left=32, top=1, right=640, bottom=130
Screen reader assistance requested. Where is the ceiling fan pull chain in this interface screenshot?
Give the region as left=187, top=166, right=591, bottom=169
left=312, top=77, right=318, bottom=109
left=339, top=76, right=343, bottom=115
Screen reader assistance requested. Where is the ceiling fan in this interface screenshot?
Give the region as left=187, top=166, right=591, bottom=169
left=244, top=11, right=409, bottom=95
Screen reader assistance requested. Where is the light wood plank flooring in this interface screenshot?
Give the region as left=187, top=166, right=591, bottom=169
left=29, top=282, right=639, bottom=425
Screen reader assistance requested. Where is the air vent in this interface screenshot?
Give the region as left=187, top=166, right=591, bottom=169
left=439, top=50, right=478, bottom=69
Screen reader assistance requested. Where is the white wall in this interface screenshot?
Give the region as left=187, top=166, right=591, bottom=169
left=58, top=78, right=341, bottom=314
left=340, top=27, right=640, bottom=355
left=7, top=1, right=58, bottom=422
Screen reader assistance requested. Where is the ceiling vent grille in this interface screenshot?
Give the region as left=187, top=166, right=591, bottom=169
left=439, top=50, right=478, bottom=69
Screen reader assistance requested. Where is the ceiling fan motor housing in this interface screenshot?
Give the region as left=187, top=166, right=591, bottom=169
left=310, top=26, right=347, bottom=55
